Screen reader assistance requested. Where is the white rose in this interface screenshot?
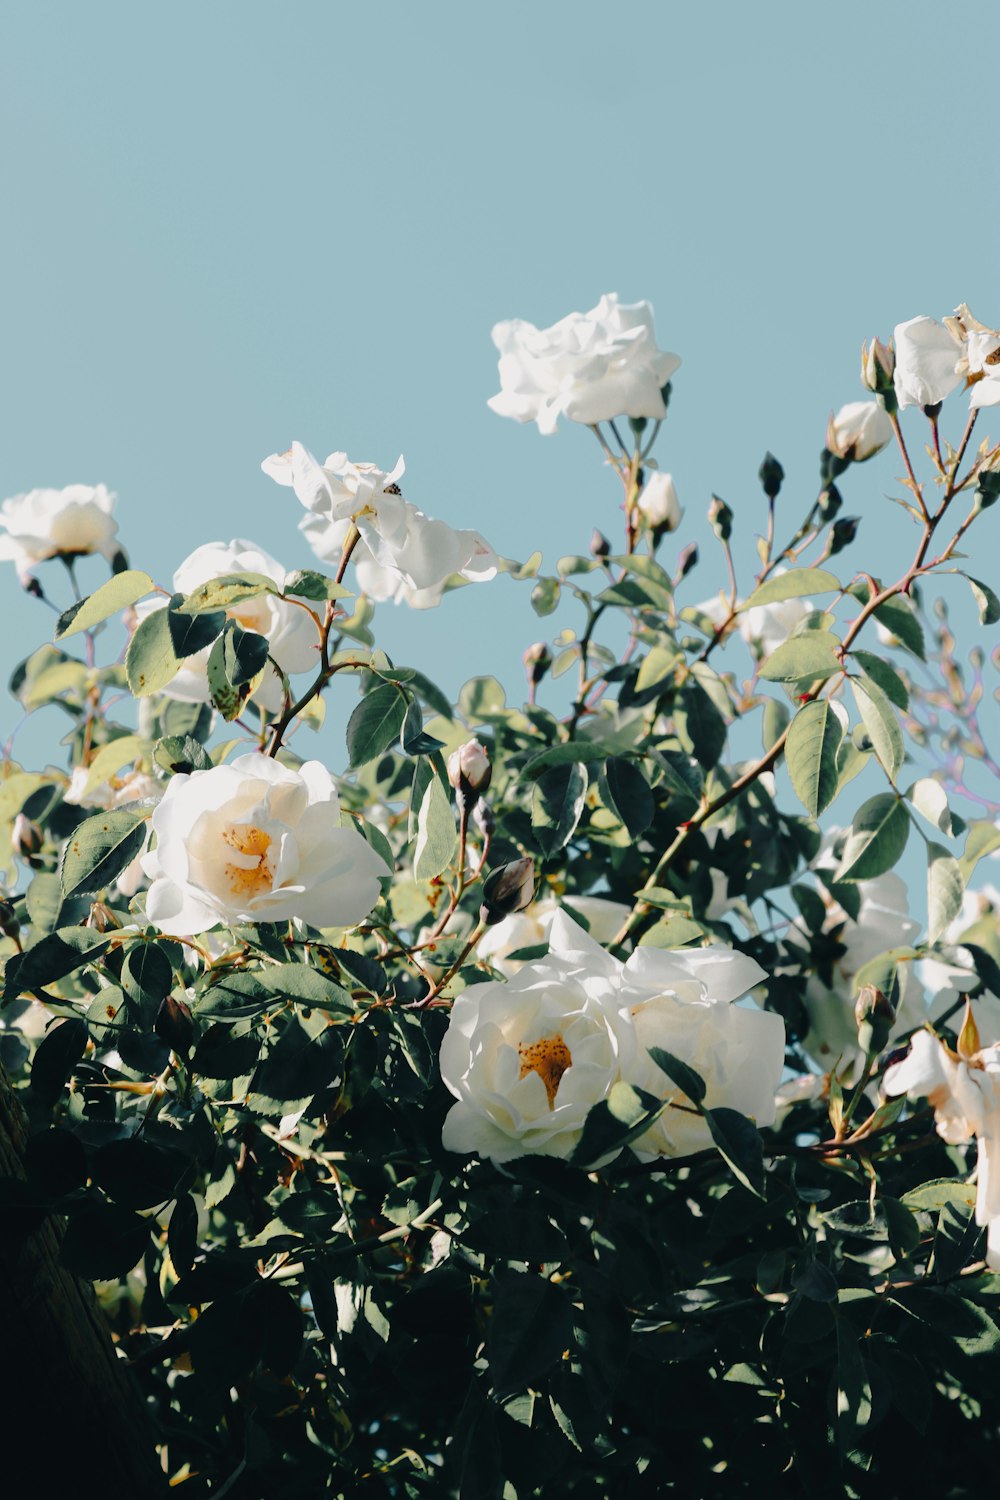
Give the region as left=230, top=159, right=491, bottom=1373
left=966, top=328, right=1000, bottom=409
left=135, top=540, right=318, bottom=714
left=920, top=884, right=1000, bottom=1044
left=740, top=593, right=811, bottom=658
left=261, top=444, right=497, bottom=608
left=488, top=293, right=681, bottom=435
left=441, top=914, right=625, bottom=1164
left=884, top=1025, right=1000, bottom=1267
left=477, top=894, right=630, bottom=977
left=892, top=315, right=962, bottom=410
left=609, top=939, right=782, bottom=1159
left=0, top=484, right=119, bottom=580
left=141, top=754, right=390, bottom=936
left=635, top=471, right=682, bottom=531
left=826, top=401, right=893, bottom=462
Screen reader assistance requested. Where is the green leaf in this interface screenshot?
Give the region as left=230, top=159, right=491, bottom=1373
left=488, top=1271, right=574, bottom=1396
left=531, top=762, right=587, bottom=857
left=400, top=698, right=443, bottom=756
left=74, top=734, right=148, bottom=799
left=59, top=809, right=147, bottom=897
left=175, top=571, right=278, bottom=614
left=758, top=631, right=843, bottom=683
left=705, top=1107, right=765, bottom=1197
left=346, top=683, right=407, bottom=766
left=742, top=567, right=840, bottom=609
left=282, top=569, right=353, bottom=602
left=873, top=596, right=925, bottom=658
left=675, top=678, right=726, bottom=768
left=852, top=650, right=909, bottom=709
left=206, top=631, right=249, bottom=721
left=968, top=575, right=1000, bottom=626
left=785, top=700, right=843, bottom=817
left=56, top=569, right=154, bottom=640
left=836, top=795, right=910, bottom=881
left=835, top=1322, right=873, bottom=1456
left=599, top=757, right=654, bottom=838
left=522, top=742, right=610, bottom=779
left=121, top=942, right=174, bottom=1003
left=31, top=1017, right=89, bottom=1106
left=851, top=675, right=904, bottom=779
left=6, top=928, right=109, bottom=996
left=635, top=642, right=681, bottom=695
left=761, top=697, right=790, bottom=752
left=125, top=606, right=181, bottom=696
left=414, top=773, right=457, bottom=882
left=647, top=1046, right=707, bottom=1105
left=224, top=621, right=270, bottom=686
left=927, top=842, right=964, bottom=943
left=60, top=1201, right=151, bottom=1279
left=166, top=597, right=226, bottom=659
left=908, top=777, right=955, bottom=837
left=570, top=1081, right=668, bottom=1167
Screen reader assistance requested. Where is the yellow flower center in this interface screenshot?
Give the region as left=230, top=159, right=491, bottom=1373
left=518, top=1034, right=572, bottom=1109
left=223, top=823, right=273, bottom=900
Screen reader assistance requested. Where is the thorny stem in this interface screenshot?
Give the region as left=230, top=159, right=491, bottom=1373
left=411, top=920, right=487, bottom=1008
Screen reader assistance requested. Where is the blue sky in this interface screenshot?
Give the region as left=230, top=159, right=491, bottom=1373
left=2, top=1, right=998, bottom=787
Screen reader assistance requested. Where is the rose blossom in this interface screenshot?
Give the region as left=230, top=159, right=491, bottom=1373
left=488, top=293, right=680, bottom=435
left=443, top=911, right=783, bottom=1166
left=477, top=893, right=631, bottom=977
left=885, top=1019, right=1000, bottom=1267
left=142, top=755, right=389, bottom=936
left=261, top=444, right=497, bottom=609
left=0, top=484, right=119, bottom=581
left=892, top=315, right=962, bottom=410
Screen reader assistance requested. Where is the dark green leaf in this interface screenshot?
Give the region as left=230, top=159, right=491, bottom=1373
left=346, top=683, right=407, bottom=766
left=599, top=758, right=654, bottom=838
left=59, top=809, right=147, bottom=897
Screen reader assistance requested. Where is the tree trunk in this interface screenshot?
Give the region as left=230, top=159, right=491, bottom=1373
left=0, top=1063, right=164, bottom=1491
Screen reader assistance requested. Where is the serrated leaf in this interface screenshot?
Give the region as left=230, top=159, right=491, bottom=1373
left=908, top=778, right=954, bottom=837
left=742, top=567, right=840, bottom=610
left=851, top=675, right=903, bottom=779
left=531, top=762, right=587, bottom=857
left=927, top=842, right=964, bottom=943
left=836, top=794, right=910, bottom=881
left=59, top=809, right=148, bottom=897
left=852, top=650, right=909, bottom=709
left=414, top=774, right=457, bottom=882
left=175, top=571, right=278, bottom=614
left=346, top=682, right=407, bottom=766
left=282, top=569, right=353, bottom=602
left=785, top=700, right=843, bottom=817
left=758, top=631, right=843, bottom=683
left=599, top=757, right=653, bottom=838
left=56, top=570, right=154, bottom=640
left=125, top=607, right=181, bottom=696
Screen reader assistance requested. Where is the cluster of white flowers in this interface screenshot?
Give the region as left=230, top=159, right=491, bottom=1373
left=441, top=910, right=784, bottom=1166
left=261, top=444, right=497, bottom=609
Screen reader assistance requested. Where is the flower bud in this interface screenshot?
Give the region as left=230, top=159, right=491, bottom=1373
left=758, top=452, right=784, bottom=500
left=0, top=898, right=20, bottom=944
left=861, top=336, right=896, bottom=401
left=447, top=738, right=492, bottom=813
left=590, top=528, right=611, bottom=559
left=155, top=994, right=195, bottom=1055
left=826, top=401, right=893, bottom=463
left=22, top=575, right=44, bottom=600
left=829, top=516, right=860, bottom=555
left=522, top=641, right=552, bottom=689
left=480, top=856, right=535, bottom=926
left=12, top=813, right=42, bottom=860
left=855, top=984, right=895, bottom=1056
left=473, top=800, right=496, bottom=840
left=677, top=542, right=699, bottom=579
left=818, top=484, right=842, bottom=521
left=635, top=472, right=682, bottom=534
left=628, top=416, right=648, bottom=435
left=87, top=901, right=120, bottom=934
left=708, top=495, right=732, bottom=543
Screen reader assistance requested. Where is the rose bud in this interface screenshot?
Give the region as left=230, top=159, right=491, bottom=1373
left=855, top=984, right=895, bottom=1056
left=0, top=898, right=20, bottom=944
left=758, top=452, right=784, bottom=500
left=590, top=528, right=611, bottom=559
left=447, top=738, right=492, bottom=814
left=522, top=641, right=552, bottom=690
left=480, top=856, right=535, bottom=926
left=826, top=401, right=893, bottom=463
left=155, top=995, right=195, bottom=1056
left=635, top=472, right=682, bottom=535
left=12, top=813, right=43, bottom=860
left=861, top=336, right=896, bottom=407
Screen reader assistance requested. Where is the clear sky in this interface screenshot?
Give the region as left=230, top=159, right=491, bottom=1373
left=2, top=1, right=998, bottom=784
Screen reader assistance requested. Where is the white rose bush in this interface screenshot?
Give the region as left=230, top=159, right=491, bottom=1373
left=4, top=295, right=1000, bottom=1496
